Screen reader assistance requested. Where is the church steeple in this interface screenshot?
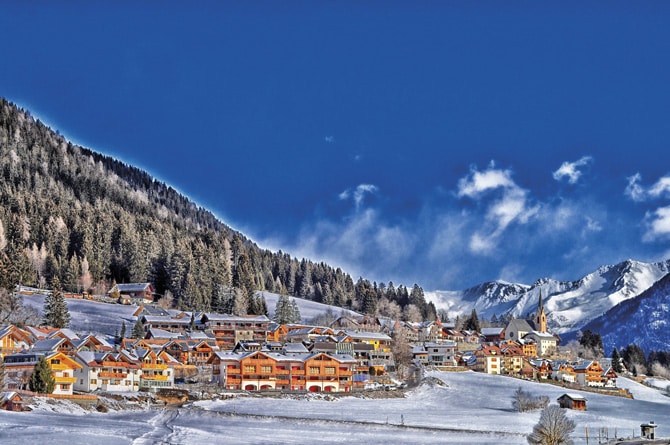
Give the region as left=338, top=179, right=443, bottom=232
left=535, top=290, right=547, bottom=333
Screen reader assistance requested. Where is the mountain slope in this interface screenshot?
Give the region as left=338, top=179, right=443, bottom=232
left=427, top=259, right=670, bottom=335
left=578, top=272, right=670, bottom=351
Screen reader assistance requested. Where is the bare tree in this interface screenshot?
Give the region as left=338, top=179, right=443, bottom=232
left=527, top=405, right=575, bottom=445
left=0, top=288, right=39, bottom=326
left=513, top=386, right=549, bottom=412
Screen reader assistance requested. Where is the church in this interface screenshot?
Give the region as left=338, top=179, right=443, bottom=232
left=504, top=291, right=558, bottom=357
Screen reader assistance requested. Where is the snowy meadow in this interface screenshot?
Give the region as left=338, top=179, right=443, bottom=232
left=1, top=371, right=669, bottom=444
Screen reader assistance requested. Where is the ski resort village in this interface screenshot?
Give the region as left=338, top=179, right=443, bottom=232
left=2, top=283, right=670, bottom=444
left=1, top=284, right=620, bottom=395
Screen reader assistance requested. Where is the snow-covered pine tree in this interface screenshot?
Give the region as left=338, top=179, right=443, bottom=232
left=42, top=276, right=70, bottom=328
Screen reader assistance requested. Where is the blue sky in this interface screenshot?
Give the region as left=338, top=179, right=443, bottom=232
left=3, top=3, right=670, bottom=290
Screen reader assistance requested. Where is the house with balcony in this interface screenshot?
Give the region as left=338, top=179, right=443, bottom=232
left=474, top=344, right=502, bottom=374
left=131, top=348, right=176, bottom=389
left=73, top=351, right=141, bottom=393
left=500, top=344, right=525, bottom=375
left=0, top=325, right=33, bottom=358
left=209, top=350, right=356, bottom=393
left=574, top=360, right=605, bottom=387
left=3, top=351, right=81, bottom=395
left=201, top=313, right=270, bottom=350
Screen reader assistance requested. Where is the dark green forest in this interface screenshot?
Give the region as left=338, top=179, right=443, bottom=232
left=0, top=98, right=435, bottom=320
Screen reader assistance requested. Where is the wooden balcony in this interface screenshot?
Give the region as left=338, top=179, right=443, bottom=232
left=101, top=361, right=125, bottom=368
left=50, top=363, right=71, bottom=371
left=275, top=379, right=290, bottom=385
left=338, top=370, right=353, bottom=377
left=275, top=369, right=290, bottom=375
left=142, top=363, right=168, bottom=370
left=141, top=374, right=169, bottom=381
left=98, top=371, right=127, bottom=379
left=226, top=377, right=241, bottom=384
left=55, top=376, right=77, bottom=384
left=245, top=359, right=276, bottom=366
left=226, top=367, right=241, bottom=374
left=291, top=369, right=305, bottom=375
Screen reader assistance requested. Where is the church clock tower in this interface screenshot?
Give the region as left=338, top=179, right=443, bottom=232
left=535, top=290, right=547, bottom=333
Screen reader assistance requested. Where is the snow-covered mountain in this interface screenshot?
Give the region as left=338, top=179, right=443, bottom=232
left=578, top=271, right=670, bottom=351
left=426, top=259, right=670, bottom=335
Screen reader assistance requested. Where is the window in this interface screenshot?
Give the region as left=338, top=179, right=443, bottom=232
left=244, top=365, right=256, bottom=373
left=309, top=367, right=320, bottom=375
left=325, top=367, right=335, bottom=375
left=125, top=380, right=131, bottom=385
left=51, top=359, right=60, bottom=365
left=261, top=366, right=271, bottom=374
left=91, top=379, right=97, bottom=385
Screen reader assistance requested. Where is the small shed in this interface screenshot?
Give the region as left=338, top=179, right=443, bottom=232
left=557, top=393, right=587, bottom=411
left=640, top=421, right=657, bottom=440
left=0, top=391, right=24, bottom=412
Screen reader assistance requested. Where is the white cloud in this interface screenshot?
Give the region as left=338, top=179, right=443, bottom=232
left=456, top=163, right=537, bottom=254
left=644, top=206, right=670, bottom=241
left=324, top=136, right=334, bottom=143
left=553, top=156, right=593, bottom=184
left=648, top=176, right=670, bottom=198
left=457, top=163, right=515, bottom=198
left=625, top=173, right=670, bottom=202
left=625, top=173, right=646, bottom=202
left=339, top=184, right=378, bottom=210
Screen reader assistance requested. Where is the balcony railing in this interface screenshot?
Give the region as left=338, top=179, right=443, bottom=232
left=226, top=367, right=241, bottom=374
left=50, top=363, right=71, bottom=371
left=98, top=371, right=127, bottom=379
left=141, top=374, right=169, bottom=381
left=226, top=377, right=241, bottom=384
left=55, top=376, right=77, bottom=384
left=142, top=363, right=168, bottom=370
left=291, top=369, right=305, bottom=375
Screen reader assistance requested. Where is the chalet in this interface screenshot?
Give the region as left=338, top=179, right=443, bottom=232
left=481, top=327, right=505, bottom=343
left=0, top=392, right=23, bottom=411
left=0, top=325, right=33, bottom=357
left=574, top=360, right=604, bottom=387
left=475, top=344, right=502, bottom=374
left=341, top=331, right=394, bottom=373
left=557, top=393, right=587, bottom=411
left=552, top=361, right=576, bottom=383
left=443, top=328, right=465, bottom=343
left=141, top=314, right=192, bottom=332
left=131, top=348, right=176, bottom=389
left=3, top=351, right=82, bottom=395
left=72, top=334, right=114, bottom=353
left=209, top=350, right=356, bottom=393
left=109, top=283, right=155, bottom=304
left=73, top=351, right=141, bottom=393
left=500, top=344, right=524, bottom=375
left=201, top=313, right=270, bottom=350
left=602, top=366, right=617, bottom=388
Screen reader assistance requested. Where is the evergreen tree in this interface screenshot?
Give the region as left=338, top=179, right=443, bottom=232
left=131, top=319, right=145, bottom=339
left=463, top=309, right=481, bottom=332
left=290, top=298, right=301, bottom=323
left=42, top=276, right=70, bottom=328
left=29, top=355, right=55, bottom=394
left=273, top=294, right=292, bottom=324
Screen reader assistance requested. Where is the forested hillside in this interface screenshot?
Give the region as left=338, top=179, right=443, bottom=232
left=0, top=99, right=434, bottom=320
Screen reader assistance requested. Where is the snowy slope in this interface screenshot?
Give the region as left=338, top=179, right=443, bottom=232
left=21, top=292, right=359, bottom=338
left=2, top=371, right=669, bottom=444
left=426, top=259, right=670, bottom=335
left=579, top=271, right=670, bottom=351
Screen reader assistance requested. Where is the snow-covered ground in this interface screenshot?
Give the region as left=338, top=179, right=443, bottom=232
left=2, top=371, right=669, bottom=444
left=21, top=291, right=359, bottom=338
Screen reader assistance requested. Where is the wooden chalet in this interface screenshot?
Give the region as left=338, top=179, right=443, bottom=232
left=201, top=313, right=270, bottom=350
left=0, top=392, right=24, bottom=411
left=557, top=393, right=587, bottom=411
left=209, top=350, right=356, bottom=393
left=109, top=283, right=155, bottom=304
left=574, top=360, right=604, bottom=387
left=0, top=325, right=33, bottom=358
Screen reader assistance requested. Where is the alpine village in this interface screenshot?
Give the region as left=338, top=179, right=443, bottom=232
left=0, top=99, right=668, bottom=444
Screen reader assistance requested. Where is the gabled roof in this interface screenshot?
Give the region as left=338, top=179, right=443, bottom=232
left=506, top=318, right=534, bottom=332
left=558, top=393, right=587, bottom=402
left=481, top=327, right=505, bottom=336
left=31, top=338, right=66, bottom=352
left=114, top=283, right=153, bottom=293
